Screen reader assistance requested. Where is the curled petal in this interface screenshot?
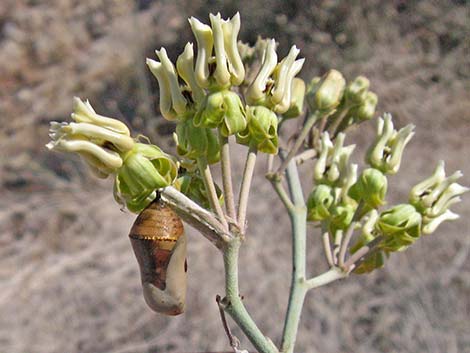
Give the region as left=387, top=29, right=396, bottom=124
left=246, top=39, right=277, bottom=104
left=210, top=13, right=231, bottom=87
left=156, top=48, right=187, bottom=115
left=147, top=58, right=176, bottom=120
left=48, top=138, right=123, bottom=170
left=176, top=43, right=205, bottom=103
left=222, top=12, right=245, bottom=85
left=189, top=17, right=213, bottom=88
left=271, top=45, right=300, bottom=105
left=71, top=97, right=130, bottom=136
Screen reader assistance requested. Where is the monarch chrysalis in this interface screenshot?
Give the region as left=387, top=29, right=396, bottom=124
left=129, top=199, right=187, bottom=315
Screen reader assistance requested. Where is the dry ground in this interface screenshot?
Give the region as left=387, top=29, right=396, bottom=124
left=0, top=1, right=469, bottom=352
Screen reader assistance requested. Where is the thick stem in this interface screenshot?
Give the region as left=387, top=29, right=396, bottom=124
left=237, top=146, right=257, bottom=232
left=197, top=157, right=229, bottom=231
left=280, top=159, right=307, bottom=353
left=223, top=239, right=279, bottom=353
left=219, top=133, right=237, bottom=221
left=160, top=186, right=230, bottom=247
left=276, top=111, right=321, bottom=175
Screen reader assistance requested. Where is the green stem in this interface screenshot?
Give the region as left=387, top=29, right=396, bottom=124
left=305, top=267, right=347, bottom=290
left=280, top=159, right=308, bottom=353
left=197, top=157, right=229, bottom=231
left=327, top=104, right=351, bottom=137
left=237, top=145, right=257, bottom=232
left=219, top=132, right=237, bottom=221
left=223, top=239, right=279, bottom=353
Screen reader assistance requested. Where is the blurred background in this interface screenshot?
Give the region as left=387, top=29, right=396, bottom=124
left=0, top=0, right=469, bottom=352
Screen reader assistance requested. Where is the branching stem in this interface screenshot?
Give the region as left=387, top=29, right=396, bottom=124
left=222, top=239, right=279, bottom=353
left=279, top=159, right=307, bottom=353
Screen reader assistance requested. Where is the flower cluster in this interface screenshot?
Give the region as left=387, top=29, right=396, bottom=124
left=146, top=13, right=305, bottom=157
left=47, top=98, right=178, bottom=212
left=307, top=132, right=358, bottom=232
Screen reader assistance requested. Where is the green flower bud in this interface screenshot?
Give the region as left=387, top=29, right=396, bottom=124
left=376, top=204, right=422, bottom=252
left=307, top=184, right=336, bottom=221
left=174, top=119, right=220, bottom=164
left=329, top=204, right=355, bottom=232
left=114, top=143, right=178, bottom=213
left=344, top=76, right=370, bottom=106
left=282, top=78, right=306, bottom=119
left=348, top=168, right=388, bottom=210
left=314, top=132, right=355, bottom=186
left=367, top=114, right=415, bottom=174
left=236, top=106, right=278, bottom=154
left=350, top=91, right=378, bottom=122
left=46, top=98, right=135, bottom=178
left=306, top=69, right=346, bottom=114
left=194, top=90, right=247, bottom=136
left=178, top=173, right=224, bottom=210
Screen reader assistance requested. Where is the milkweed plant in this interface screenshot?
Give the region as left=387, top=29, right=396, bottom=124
left=47, top=13, right=468, bottom=353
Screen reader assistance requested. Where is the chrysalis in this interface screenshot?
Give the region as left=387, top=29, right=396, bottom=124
left=129, top=199, right=187, bottom=315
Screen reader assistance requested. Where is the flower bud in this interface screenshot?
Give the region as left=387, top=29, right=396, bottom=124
left=306, top=69, right=346, bottom=114
left=376, top=204, right=422, bottom=252
left=350, top=91, right=378, bottom=122
left=236, top=105, right=278, bottom=154
left=307, top=184, right=336, bottom=221
left=366, top=113, right=415, bottom=175
left=114, top=143, right=178, bottom=212
left=344, top=76, right=370, bottom=106
left=329, top=204, right=355, bottom=232
left=194, top=90, right=247, bottom=136
left=282, top=78, right=306, bottom=119
left=348, top=168, right=388, bottom=210
left=174, top=119, right=220, bottom=164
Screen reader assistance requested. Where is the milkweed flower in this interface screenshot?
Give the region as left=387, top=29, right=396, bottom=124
left=47, top=97, right=178, bottom=213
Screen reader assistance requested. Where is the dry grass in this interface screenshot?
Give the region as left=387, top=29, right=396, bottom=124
left=0, top=1, right=469, bottom=352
